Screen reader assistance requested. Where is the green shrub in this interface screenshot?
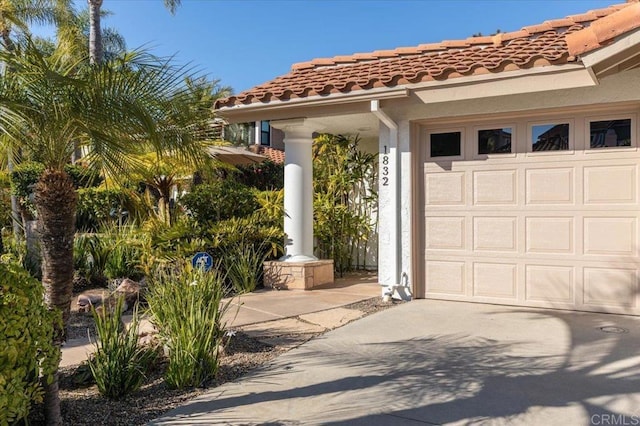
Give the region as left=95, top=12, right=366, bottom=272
left=207, top=215, right=283, bottom=259
left=74, top=233, right=109, bottom=286
left=88, top=297, right=155, bottom=399
left=179, top=180, right=258, bottom=224
left=143, top=217, right=209, bottom=266
left=146, top=266, right=230, bottom=389
left=222, top=239, right=272, bottom=294
left=10, top=162, right=44, bottom=220
left=64, top=164, right=103, bottom=189
left=0, top=171, right=12, bottom=230
left=77, top=187, right=130, bottom=232
left=0, top=260, right=59, bottom=424
left=313, top=134, right=378, bottom=274
left=10, top=162, right=44, bottom=200
left=235, top=160, right=284, bottom=191
left=75, top=226, right=146, bottom=285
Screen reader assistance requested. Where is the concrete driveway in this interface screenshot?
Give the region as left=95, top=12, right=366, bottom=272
left=152, top=300, right=640, bottom=425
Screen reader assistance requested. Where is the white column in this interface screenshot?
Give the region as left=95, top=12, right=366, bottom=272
left=271, top=119, right=317, bottom=262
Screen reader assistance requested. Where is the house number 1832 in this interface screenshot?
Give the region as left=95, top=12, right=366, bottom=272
left=381, top=145, right=390, bottom=186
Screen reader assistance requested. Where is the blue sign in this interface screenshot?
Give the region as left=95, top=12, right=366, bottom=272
left=192, top=252, right=213, bottom=271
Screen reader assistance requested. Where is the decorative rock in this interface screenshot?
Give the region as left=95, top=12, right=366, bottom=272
left=76, top=293, right=103, bottom=313
left=115, top=278, right=141, bottom=307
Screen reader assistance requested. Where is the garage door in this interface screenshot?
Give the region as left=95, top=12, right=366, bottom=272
left=420, top=114, right=640, bottom=315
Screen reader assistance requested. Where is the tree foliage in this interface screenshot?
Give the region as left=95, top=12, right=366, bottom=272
left=312, top=134, right=378, bottom=275
left=0, top=259, right=59, bottom=424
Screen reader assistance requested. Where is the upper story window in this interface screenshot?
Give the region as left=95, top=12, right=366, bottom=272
left=590, top=119, right=631, bottom=148
left=260, top=121, right=271, bottom=146
left=430, top=131, right=461, bottom=158
left=478, top=127, right=512, bottom=154
left=532, top=123, right=569, bottom=152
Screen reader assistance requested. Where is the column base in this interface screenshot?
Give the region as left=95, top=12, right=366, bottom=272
left=263, top=260, right=334, bottom=290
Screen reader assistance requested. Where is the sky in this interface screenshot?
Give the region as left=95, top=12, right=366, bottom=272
left=36, top=0, right=617, bottom=94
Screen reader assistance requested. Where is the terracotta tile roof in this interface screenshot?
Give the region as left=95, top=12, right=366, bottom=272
left=248, top=145, right=285, bottom=164
left=216, top=1, right=637, bottom=109
left=566, top=2, right=640, bottom=56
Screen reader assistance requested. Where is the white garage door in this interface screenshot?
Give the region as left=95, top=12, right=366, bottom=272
left=420, top=113, right=640, bottom=315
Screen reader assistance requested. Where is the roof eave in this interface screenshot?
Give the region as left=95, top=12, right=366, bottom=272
left=580, top=27, right=640, bottom=79
left=216, top=64, right=591, bottom=123
left=216, top=87, right=410, bottom=123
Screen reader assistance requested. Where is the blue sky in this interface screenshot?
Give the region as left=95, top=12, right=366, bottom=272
left=38, top=0, right=616, bottom=94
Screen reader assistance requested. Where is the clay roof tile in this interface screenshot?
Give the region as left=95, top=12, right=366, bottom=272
left=217, top=1, right=639, bottom=108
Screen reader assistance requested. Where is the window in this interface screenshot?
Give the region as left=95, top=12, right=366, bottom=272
left=478, top=128, right=512, bottom=154
left=260, top=121, right=271, bottom=146
left=532, top=123, right=569, bottom=152
left=590, top=119, right=631, bottom=148
left=430, top=131, right=461, bottom=157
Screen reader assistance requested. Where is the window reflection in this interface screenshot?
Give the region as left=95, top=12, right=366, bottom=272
left=532, top=123, right=569, bottom=151
left=590, top=119, right=631, bottom=148
left=478, top=128, right=512, bottom=154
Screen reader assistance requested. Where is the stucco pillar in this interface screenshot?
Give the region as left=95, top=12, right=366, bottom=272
left=262, top=119, right=333, bottom=290
left=271, top=119, right=317, bottom=261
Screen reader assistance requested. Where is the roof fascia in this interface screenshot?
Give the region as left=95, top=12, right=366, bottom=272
left=581, top=27, right=640, bottom=74
left=217, top=63, right=591, bottom=123
left=217, top=87, right=410, bottom=120
left=413, top=66, right=596, bottom=104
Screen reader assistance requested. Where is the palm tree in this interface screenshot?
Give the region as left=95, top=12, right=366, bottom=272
left=0, top=34, right=204, bottom=424
left=0, top=0, right=70, bottom=243
left=88, top=0, right=181, bottom=65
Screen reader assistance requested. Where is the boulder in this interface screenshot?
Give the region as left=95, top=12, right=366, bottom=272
left=114, top=278, right=141, bottom=307
left=76, top=293, right=104, bottom=313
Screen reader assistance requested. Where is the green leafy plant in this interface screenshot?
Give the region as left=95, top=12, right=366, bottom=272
left=235, top=160, right=284, bottom=191
left=10, top=161, right=44, bottom=220
left=87, top=296, right=156, bottom=399
left=64, top=163, right=103, bottom=189
left=0, top=171, right=12, bottom=230
left=77, top=187, right=137, bottom=232
left=74, top=233, right=110, bottom=287
left=0, top=260, right=59, bottom=424
left=222, top=239, right=273, bottom=294
left=75, top=224, right=146, bottom=285
left=313, top=134, right=378, bottom=275
left=102, top=224, right=145, bottom=281
left=179, top=180, right=259, bottom=224
left=146, top=265, right=231, bottom=389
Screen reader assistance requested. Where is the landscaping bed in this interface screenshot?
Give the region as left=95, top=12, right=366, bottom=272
left=28, top=297, right=401, bottom=425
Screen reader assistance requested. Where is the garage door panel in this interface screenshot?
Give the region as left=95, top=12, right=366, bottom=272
left=583, top=267, right=637, bottom=308
left=584, top=165, right=637, bottom=204
left=473, top=217, right=517, bottom=252
left=473, top=170, right=517, bottom=205
left=525, top=265, right=574, bottom=303
left=526, top=167, right=574, bottom=205
left=425, top=172, right=465, bottom=205
left=425, top=261, right=465, bottom=295
left=525, top=217, right=574, bottom=254
left=473, top=262, right=517, bottom=299
left=425, top=217, right=465, bottom=250
left=584, top=217, right=636, bottom=256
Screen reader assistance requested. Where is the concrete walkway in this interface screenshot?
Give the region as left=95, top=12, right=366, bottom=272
left=151, top=300, right=640, bottom=426
left=61, top=272, right=380, bottom=367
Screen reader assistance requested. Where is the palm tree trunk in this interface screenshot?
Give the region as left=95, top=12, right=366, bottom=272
left=88, top=0, right=103, bottom=66
left=34, top=169, right=77, bottom=426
